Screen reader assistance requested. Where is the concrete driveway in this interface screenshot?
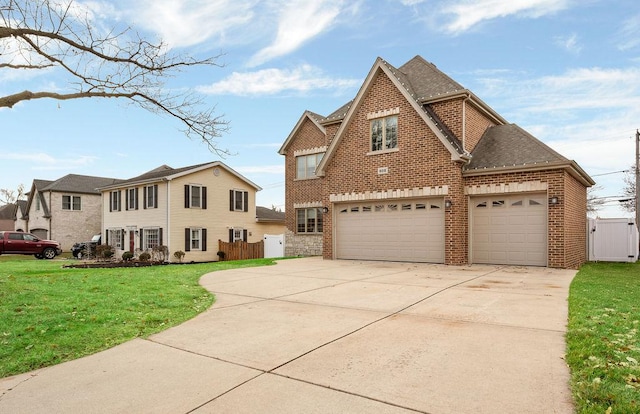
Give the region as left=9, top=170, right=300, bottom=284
left=0, top=257, right=576, bottom=413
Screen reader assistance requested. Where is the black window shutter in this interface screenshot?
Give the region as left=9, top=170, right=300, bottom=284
left=229, top=190, right=234, bottom=211
left=106, top=230, right=109, bottom=245
left=125, top=191, right=129, bottom=210
left=243, top=191, right=248, bottom=212
left=118, top=191, right=122, bottom=211
left=243, top=229, right=248, bottom=242
left=120, top=229, right=124, bottom=248
left=184, top=185, right=190, bottom=208
left=202, top=229, right=207, bottom=251
left=109, top=193, right=113, bottom=212
left=140, top=230, right=144, bottom=250
left=159, top=228, right=163, bottom=246
left=135, top=188, right=139, bottom=210
left=229, top=229, right=233, bottom=243
left=202, top=186, right=207, bottom=209
left=184, top=228, right=190, bottom=251
left=154, top=185, right=158, bottom=209
left=143, top=187, right=147, bottom=209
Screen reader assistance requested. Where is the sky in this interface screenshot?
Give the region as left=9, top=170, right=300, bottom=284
left=1, top=0, right=639, bottom=217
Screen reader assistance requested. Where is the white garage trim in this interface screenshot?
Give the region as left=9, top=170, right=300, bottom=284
left=334, top=198, right=445, bottom=263
left=470, top=193, right=547, bottom=266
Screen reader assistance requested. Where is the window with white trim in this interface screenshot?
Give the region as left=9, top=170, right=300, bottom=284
left=143, top=228, right=160, bottom=250
left=126, top=188, right=138, bottom=210
left=62, top=195, right=81, bottom=211
left=110, top=191, right=121, bottom=211
left=296, top=152, right=324, bottom=179
left=190, top=185, right=202, bottom=208
left=296, top=208, right=323, bottom=234
left=109, top=228, right=123, bottom=250
left=231, top=190, right=247, bottom=212
left=144, top=185, right=158, bottom=209
left=371, top=115, right=398, bottom=152
left=233, top=228, right=243, bottom=242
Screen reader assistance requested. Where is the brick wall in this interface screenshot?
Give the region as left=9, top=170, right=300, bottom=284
left=563, top=172, right=588, bottom=268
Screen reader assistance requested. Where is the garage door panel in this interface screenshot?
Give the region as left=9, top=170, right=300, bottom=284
left=472, top=194, right=547, bottom=266
left=336, top=199, right=444, bottom=263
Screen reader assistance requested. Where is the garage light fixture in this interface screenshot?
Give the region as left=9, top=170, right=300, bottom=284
left=444, top=200, right=452, bottom=209
left=322, top=206, right=329, bottom=214
left=549, top=196, right=559, bottom=205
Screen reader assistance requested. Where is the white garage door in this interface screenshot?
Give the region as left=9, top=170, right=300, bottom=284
left=335, top=199, right=444, bottom=263
left=471, top=193, right=547, bottom=266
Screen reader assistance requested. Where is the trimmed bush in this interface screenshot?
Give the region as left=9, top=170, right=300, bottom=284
left=139, top=252, right=151, bottom=262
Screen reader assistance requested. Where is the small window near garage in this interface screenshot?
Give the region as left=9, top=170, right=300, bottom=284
left=296, top=208, right=323, bottom=233
left=402, top=204, right=412, bottom=211
left=511, top=200, right=523, bottom=207
left=529, top=199, right=542, bottom=206
left=339, top=208, right=348, bottom=214
left=362, top=206, right=372, bottom=212
left=350, top=206, right=359, bottom=213
left=476, top=202, right=487, bottom=208
left=388, top=204, right=398, bottom=211
left=430, top=204, right=441, bottom=209
left=416, top=203, right=426, bottom=210
left=375, top=204, right=384, bottom=212
left=492, top=200, right=505, bottom=207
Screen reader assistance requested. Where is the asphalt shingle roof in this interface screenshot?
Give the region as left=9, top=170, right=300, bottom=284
left=465, top=124, right=568, bottom=171
left=256, top=206, right=285, bottom=222
left=115, top=163, right=212, bottom=186
left=397, top=56, right=465, bottom=101
left=42, top=174, right=123, bottom=194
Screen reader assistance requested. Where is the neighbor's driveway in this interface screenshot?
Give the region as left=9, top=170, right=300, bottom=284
left=0, top=257, right=576, bottom=413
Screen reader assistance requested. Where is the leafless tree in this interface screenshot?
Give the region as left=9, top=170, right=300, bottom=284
left=0, top=183, right=25, bottom=205
left=587, top=185, right=606, bottom=215
left=1, top=0, right=229, bottom=154
left=620, top=165, right=636, bottom=213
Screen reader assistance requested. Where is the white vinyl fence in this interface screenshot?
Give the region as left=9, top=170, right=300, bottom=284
left=263, top=234, right=284, bottom=258
left=587, top=218, right=639, bottom=262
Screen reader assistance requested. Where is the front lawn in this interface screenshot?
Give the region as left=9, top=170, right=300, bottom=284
left=567, top=261, right=640, bottom=413
left=0, top=257, right=277, bottom=378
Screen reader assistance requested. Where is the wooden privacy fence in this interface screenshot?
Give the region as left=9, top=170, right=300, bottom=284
left=218, top=239, right=264, bottom=261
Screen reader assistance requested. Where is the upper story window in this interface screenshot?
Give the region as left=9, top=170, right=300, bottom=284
left=62, top=195, right=81, bottom=211
left=296, top=152, right=324, bottom=179
left=144, top=185, right=158, bottom=209
left=230, top=190, right=248, bottom=212
left=371, top=115, right=397, bottom=152
left=126, top=188, right=138, bottom=210
left=110, top=191, right=121, bottom=212
left=35, top=195, right=41, bottom=211
left=184, top=184, right=207, bottom=209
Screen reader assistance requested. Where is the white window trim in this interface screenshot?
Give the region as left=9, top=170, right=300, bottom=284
left=232, top=190, right=245, bottom=211
left=190, top=228, right=202, bottom=251
left=142, top=227, right=160, bottom=251
left=62, top=195, right=81, bottom=211
left=295, top=152, right=324, bottom=180
left=370, top=115, right=398, bottom=153
left=232, top=227, right=244, bottom=242
left=190, top=184, right=203, bottom=208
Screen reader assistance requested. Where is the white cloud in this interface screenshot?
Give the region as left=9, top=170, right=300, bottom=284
left=439, top=0, right=570, bottom=34
left=554, top=33, right=582, bottom=54
left=117, top=0, right=258, bottom=49
left=615, top=14, right=640, bottom=51
left=0, top=152, right=97, bottom=170
left=247, top=0, right=345, bottom=67
left=198, top=64, right=359, bottom=96
left=236, top=165, right=285, bottom=174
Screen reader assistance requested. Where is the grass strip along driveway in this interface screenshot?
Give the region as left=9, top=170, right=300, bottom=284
left=0, top=256, right=276, bottom=378
left=567, top=261, right=640, bottom=413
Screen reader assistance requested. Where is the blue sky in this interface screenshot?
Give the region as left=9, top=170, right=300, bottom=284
left=1, top=0, right=639, bottom=217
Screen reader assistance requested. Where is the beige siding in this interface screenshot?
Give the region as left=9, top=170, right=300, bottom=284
left=253, top=222, right=286, bottom=242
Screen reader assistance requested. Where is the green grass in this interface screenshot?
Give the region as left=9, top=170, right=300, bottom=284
left=567, top=262, right=640, bottom=413
left=0, top=256, right=277, bottom=378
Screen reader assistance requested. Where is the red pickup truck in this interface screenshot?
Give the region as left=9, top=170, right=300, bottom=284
left=0, top=231, right=63, bottom=259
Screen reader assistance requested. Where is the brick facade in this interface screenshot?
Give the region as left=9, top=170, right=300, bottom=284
left=280, top=58, right=591, bottom=269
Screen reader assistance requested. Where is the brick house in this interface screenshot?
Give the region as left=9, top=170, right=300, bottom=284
left=21, top=175, right=120, bottom=250
left=279, top=56, right=594, bottom=269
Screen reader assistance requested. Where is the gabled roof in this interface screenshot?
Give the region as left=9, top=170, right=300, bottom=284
left=278, top=111, right=326, bottom=155
left=464, top=124, right=595, bottom=186
left=316, top=57, right=473, bottom=176
left=397, top=55, right=465, bottom=101
left=25, top=179, right=54, bottom=218
left=97, top=161, right=262, bottom=191
left=256, top=206, right=285, bottom=222
left=0, top=203, right=15, bottom=220
left=41, top=174, right=122, bottom=194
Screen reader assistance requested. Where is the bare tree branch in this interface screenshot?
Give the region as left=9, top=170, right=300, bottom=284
left=0, top=0, right=229, bottom=155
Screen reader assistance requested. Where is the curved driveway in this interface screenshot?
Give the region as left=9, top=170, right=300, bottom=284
left=0, top=257, right=576, bottom=413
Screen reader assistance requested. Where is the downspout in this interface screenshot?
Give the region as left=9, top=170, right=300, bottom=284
left=166, top=180, right=170, bottom=255
left=48, top=191, right=52, bottom=239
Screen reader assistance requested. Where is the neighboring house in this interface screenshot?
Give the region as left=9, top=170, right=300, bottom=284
left=255, top=206, right=286, bottom=239
left=97, top=162, right=262, bottom=262
left=0, top=203, right=15, bottom=231
left=279, top=56, right=595, bottom=269
left=22, top=175, right=121, bottom=250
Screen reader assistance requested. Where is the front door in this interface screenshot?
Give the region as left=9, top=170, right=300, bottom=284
left=129, top=231, right=135, bottom=253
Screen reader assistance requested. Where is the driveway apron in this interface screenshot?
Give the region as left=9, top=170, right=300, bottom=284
left=0, top=257, right=576, bottom=413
